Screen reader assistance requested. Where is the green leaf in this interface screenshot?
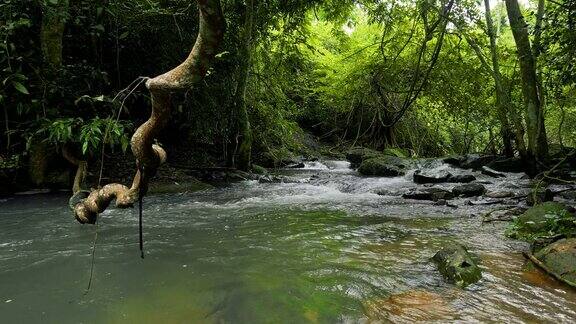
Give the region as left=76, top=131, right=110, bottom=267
left=82, top=141, right=89, bottom=154
left=12, top=81, right=29, bottom=95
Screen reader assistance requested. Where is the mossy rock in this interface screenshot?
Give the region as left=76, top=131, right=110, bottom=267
left=432, top=244, right=482, bottom=288
left=382, top=147, right=410, bottom=158
left=358, top=156, right=409, bottom=177
left=345, top=147, right=382, bottom=167
left=506, top=202, right=576, bottom=242
left=534, top=238, right=576, bottom=284
left=251, top=164, right=268, bottom=175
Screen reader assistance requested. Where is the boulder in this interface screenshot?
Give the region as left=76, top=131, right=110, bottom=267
left=345, top=147, right=381, bottom=167
left=452, top=183, right=486, bottom=197
left=358, top=156, right=409, bottom=177
left=533, top=238, right=576, bottom=284
left=448, top=174, right=476, bottom=183
left=486, top=157, right=525, bottom=173
left=403, top=188, right=454, bottom=201
left=450, top=154, right=500, bottom=170
left=432, top=244, right=482, bottom=288
left=506, top=202, right=575, bottom=242
left=413, top=170, right=451, bottom=184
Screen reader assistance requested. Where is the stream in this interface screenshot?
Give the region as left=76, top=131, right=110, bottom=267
left=1, top=160, right=576, bottom=323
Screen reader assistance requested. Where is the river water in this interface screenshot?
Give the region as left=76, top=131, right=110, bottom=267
left=1, top=160, right=575, bottom=323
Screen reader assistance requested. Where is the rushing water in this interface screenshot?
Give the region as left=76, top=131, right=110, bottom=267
left=1, top=161, right=575, bottom=323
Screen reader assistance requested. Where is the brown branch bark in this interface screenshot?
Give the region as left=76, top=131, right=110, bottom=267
left=73, top=0, right=225, bottom=224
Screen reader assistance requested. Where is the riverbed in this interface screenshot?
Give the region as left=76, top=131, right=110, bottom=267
left=1, top=160, right=575, bottom=323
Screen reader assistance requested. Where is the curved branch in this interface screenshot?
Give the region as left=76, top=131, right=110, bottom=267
left=72, top=0, right=225, bottom=224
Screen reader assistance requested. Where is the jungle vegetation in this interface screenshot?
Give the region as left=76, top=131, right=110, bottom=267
left=1, top=0, right=575, bottom=193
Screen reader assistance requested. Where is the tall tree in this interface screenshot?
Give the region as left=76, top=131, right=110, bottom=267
left=505, top=0, right=548, bottom=168
left=483, top=0, right=521, bottom=157
left=230, top=0, right=255, bottom=171
left=40, top=0, right=68, bottom=70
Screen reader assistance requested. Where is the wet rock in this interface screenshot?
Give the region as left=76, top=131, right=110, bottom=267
left=482, top=206, right=527, bottom=223
left=526, top=188, right=554, bottom=206
left=358, top=156, right=409, bottom=177
left=345, top=147, right=381, bottom=167
left=413, top=170, right=451, bottom=184
left=533, top=238, right=576, bottom=284
left=485, top=191, right=514, bottom=199
left=560, top=190, right=576, bottom=201
left=486, top=157, right=525, bottom=173
left=448, top=174, right=476, bottom=183
left=481, top=166, right=506, bottom=178
left=402, top=188, right=454, bottom=201
left=446, top=154, right=500, bottom=170
left=452, top=183, right=486, bottom=197
left=506, top=202, right=575, bottom=242
left=432, top=244, right=482, bottom=288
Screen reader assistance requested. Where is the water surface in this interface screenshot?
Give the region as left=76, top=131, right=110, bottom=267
left=1, top=161, right=575, bottom=323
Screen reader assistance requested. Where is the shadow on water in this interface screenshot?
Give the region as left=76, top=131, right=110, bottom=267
left=1, top=160, right=575, bottom=323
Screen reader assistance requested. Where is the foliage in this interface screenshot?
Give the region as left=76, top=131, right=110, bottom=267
left=506, top=202, right=576, bottom=242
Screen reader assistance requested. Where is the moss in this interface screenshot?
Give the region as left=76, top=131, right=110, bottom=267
left=251, top=164, right=267, bottom=175
left=432, top=244, right=482, bottom=288
left=358, top=156, right=407, bottom=177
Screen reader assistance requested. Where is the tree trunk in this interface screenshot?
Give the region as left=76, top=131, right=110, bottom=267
left=30, top=0, right=70, bottom=187
left=40, top=0, right=69, bottom=70
left=505, top=0, right=548, bottom=169
left=230, top=0, right=254, bottom=171
left=73, top=0, right=226, bottom=224
left=484, top=0, right=514, bottom=157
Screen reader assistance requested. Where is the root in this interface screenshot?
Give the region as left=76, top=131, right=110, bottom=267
left=72, top=0, right=225, bottom=223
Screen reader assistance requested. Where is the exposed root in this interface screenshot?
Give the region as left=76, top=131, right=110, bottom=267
left=72, top=0, right=225, bottom=223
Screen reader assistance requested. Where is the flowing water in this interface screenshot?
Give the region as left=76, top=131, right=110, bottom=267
left=1, top=161, right=575, bottom=323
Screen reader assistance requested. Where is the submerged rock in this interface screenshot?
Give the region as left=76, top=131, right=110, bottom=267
left=432, top=244, right=482, bottom=288
left=533, top=238, right=576, bottom=284
left=402, top=188, right=454, bottom=201
left=452, top=183, right=486, bottom=197
left=363, top=290, right=455, bottom=322
left=358, top=156, right=408, bottom=177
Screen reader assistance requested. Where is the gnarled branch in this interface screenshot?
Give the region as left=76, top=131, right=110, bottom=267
left=72, top=0, right=225, bottom=224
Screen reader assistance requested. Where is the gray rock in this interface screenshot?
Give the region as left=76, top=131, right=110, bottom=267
left=403, top=188, right=454, bottom=201
left=452, top=183, right=486, bottom=197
